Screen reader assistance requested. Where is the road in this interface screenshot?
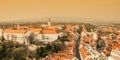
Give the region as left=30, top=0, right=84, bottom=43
left=75, top=37, right=81, bottom=60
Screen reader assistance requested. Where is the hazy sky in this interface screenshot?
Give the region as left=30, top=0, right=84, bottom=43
left=0, top=0, right=120, bottom=22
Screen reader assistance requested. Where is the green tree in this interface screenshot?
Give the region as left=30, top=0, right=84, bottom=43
left=37, top=41, right=66, bottom=59
left=0, top=41, right=27, bottom=60
left=58, top=36, right=69, bottom=43
left=0, top=41, right=14, bottom=60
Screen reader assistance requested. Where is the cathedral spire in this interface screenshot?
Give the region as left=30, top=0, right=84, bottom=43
left=48, top=18, right=51, bottom=26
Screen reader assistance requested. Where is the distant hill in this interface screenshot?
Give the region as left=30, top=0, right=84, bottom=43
left=0, top=17, right=119, bottom=25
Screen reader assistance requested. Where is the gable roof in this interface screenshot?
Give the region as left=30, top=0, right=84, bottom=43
left=29, top=28, right=41, bottom=33
left=47, top=26, right=58, bottom=29
left=42, top=29, right=57, bottom=34
left=4, top=29, right=26, bottom=34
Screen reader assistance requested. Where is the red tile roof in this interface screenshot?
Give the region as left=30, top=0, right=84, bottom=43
left=42, top=30, right=57, bottom=34
left=83, top=36, right=93, bottom=43
left=112, top=42, right=120, bottom=50
left=106, top=39, right=113, bottom=46
left=80, top=47, right=88, bottom=59
left=30, top=28, right=41, bottom=32
left=4, top=29, right=26, bottom=34
left=47, top=26, right=58, bottom=29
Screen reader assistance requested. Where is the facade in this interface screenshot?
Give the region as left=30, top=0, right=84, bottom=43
left=48, top=18, right=51, bottom=26
left=3, top=29, right=26, bottom=44
left=29, top=28, right=42, bottom=40
left=41, top=29, right=58, bottom=41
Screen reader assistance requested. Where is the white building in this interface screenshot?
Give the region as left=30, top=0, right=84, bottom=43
left=48, top=18, right=51, bottom=26
left=29, top=28, right=42, bottom=40
left=3, top=29, right=27, bottom=44
left=41, top=29, right=58, bottom=41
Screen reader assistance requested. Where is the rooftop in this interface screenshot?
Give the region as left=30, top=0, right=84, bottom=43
left=4, top=29, right=26, bottom=34
left=29, top=28, right=41, bottom=33
left=42, top=29, right=57, bottom=34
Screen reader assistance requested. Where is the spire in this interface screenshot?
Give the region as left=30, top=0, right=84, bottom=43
left=48, top=18, right=51, bottom=26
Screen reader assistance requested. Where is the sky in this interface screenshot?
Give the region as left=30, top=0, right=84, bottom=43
left=0, top=0, right=120, bottom=22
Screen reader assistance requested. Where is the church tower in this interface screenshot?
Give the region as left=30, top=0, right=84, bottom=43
left=48, top=18, right=51, bottom=26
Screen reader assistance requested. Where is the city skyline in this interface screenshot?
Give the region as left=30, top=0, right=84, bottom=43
left=0, top=0, right=120, bottom=23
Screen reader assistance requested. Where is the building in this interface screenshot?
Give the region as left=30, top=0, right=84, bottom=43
left=48, top=18, right=51, bottom=26
left=3, top=29, right=27, bottom=44
left=29, top=28, right=42, bottom=40
left=41, top=29, right=58, bottom=41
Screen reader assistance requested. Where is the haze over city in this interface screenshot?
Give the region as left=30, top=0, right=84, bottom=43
left=0, top=0, right=120, bottom=24
left=1, top=0, right=120, bottom=60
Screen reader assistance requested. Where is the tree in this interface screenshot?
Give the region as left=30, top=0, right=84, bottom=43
left=52, top=42, right=66, bottom=53
left=37, top=46, right=49, bottom=58
left=13, top=47, right=27, bottom=60
left=29, top=33, right=35, bottom=44
left=0, top=41, right=14, bottom=60
left=37, top=41, right=66, bottom=59
left=0, top=45, right=3, bottom=55
left=0, top=41, right=27, bottom=60
left=58, top=36, right=69, bottom=43
left=1, top=36, right=5, bottom=42
left=77, top=25, right=82, bottom=34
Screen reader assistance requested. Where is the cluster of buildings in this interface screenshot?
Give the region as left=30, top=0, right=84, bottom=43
left=1, top=19, right=120, bottom=60
left=0, top=19, right=82, bottom=60
left=79, top=24, right=120, bottom=60
left=0, top=20, right=63, bottom=44
left=45, top=24, right=80, bottom=60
